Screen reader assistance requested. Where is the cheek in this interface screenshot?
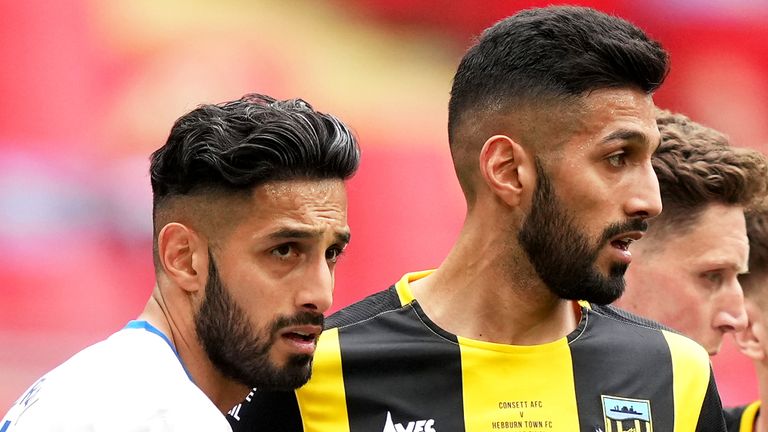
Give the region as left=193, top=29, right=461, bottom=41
left=658, top=281, right=709, bottom=330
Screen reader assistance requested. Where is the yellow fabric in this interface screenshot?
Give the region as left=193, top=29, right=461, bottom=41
left=662, top=330, right=710, bottom=431
left=393, top=270, right=434, bottom=306
left=740, top=400, right=760, bottom=432
left=457, top=335, right=579, bottom=430
left=295, top=328, right=349, bottom=432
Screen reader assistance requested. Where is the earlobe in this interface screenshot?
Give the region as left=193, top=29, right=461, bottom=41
left=157, top=223, right=207, bottom=293
left=478, top=135, right=533, bottom=207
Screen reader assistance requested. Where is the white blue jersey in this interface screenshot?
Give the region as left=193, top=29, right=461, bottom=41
left=1, top=321, right=231, bottom=431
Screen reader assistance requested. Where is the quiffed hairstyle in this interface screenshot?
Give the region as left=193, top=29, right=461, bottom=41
left=740, top=204, right=768, bottom=298
left=151, top=93, right=359, bottom=206
left=448, top=6, right=669, bottom=146
left=651, top=110, right=768, bottom=236
left=149, top=93, right=360, bottom=267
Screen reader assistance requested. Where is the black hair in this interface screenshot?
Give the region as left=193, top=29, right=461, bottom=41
left=150, top=93, right=360, bottom=209
left=447, top=6, right=669, bottom=146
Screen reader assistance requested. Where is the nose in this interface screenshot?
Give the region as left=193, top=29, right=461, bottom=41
left=712, top=278, right=748, bottom=335
left=624, top=162, right=662, bottom=219
left=295, top=256, right=334, bottom=314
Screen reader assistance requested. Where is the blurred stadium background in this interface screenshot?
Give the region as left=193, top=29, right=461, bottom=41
left=1, top=0, right=767, bottom=412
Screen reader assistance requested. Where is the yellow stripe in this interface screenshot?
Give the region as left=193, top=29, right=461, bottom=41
left=740, top=400, right=761, bottom=432
left=295, top=328, right=349, bottom=432
left=394, top=270, right=434, bottom=306
left=458, top=335, right=579, bottom=431
left=662, top=330, right=710, bottom=431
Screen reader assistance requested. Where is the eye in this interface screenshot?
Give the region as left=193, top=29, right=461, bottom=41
left=325, top=246, right=345, bottom=263
left=702, top=271, right=723, bottom=286
left=606, top=152, right=627, bottom=168
left=271, top=244, right=294, bottom=259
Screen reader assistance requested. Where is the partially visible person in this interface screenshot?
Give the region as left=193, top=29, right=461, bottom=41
left=730, top=205, right=768, bottom=431
left=616, top=109, right=768, bottom=356
left=0, top=93, right=360, bottom=431
left=230, top=6, right=729, bottom=432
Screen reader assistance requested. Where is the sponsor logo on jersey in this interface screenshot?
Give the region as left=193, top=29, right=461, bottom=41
left=382, top=411, right=436, bottom=432
left=601, top=395, right=652, bottom=432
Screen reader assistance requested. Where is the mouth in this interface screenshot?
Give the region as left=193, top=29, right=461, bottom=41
left=609, top=232, right=644, bottom=251
left=280, top=325, right=323, bottom=351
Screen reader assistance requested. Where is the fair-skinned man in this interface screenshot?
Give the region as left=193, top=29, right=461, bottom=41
left=230, top=7, right=728, bottom=431
left=730, top=206, right=768, bottom=431
left=616, top=110, right=767, bottom=356
left=1, top=93, right=360, bottom=431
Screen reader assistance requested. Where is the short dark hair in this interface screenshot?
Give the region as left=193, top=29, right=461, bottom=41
left=448, top=6, right=668, bottom=146
left=151, top=93, right=360, bottom=207
left=651, top=110, right=768, bottom=237
left=740, top=204, right=768, bottom=299
left=149, top=93, right=360, bottom=266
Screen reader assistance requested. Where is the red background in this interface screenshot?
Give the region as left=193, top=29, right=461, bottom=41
left=1, top=0, right=766, bottom=411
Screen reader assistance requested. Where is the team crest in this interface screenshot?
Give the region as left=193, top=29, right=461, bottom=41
left=600, top=395, right=652, bottom=432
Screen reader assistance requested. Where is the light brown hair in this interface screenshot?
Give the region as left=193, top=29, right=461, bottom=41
left=649, top=110, right=768, bottom=239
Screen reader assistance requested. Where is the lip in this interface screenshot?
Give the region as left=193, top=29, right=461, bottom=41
left=609, top=231, right=645, bottom=244
left=278, top=325, right=323, bottom=355
left=607, top=231, right=645, bottom=264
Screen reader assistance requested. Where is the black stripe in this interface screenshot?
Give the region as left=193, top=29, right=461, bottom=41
left=570, top=309, right=675, bottom=431
left=228, top=389, right=303, bottom=431
left=338, top=304, right=465, bottom=431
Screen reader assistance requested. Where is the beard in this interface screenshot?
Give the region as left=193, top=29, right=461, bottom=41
left=517, top=159, right=647, bottom=304
left=194, top=254, right=324, bottom=390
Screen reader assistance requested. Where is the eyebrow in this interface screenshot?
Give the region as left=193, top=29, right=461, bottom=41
left=268, top=228, right=351, bottom=244
left=601, top=128, right=662, bottom=153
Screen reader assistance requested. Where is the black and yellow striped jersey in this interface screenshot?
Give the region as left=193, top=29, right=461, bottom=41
left=723, top=401, right=759, bottom=432
left=229, top=271, right=727, bottom=432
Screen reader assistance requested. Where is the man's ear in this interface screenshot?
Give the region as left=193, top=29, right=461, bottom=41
left=478, top=135, right=535, bottom=207
left=157, top=222, right=208, bottom=294
left=735, top=302, right=766, bottom=362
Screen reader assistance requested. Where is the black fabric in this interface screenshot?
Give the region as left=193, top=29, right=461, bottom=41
left=571, top=309, right=675, bottom=431
left=339, top=304, right=464, bottom=430
left=723, top=405, right=747, bottom=431
left=592, top=303, right=676, bottom=332
left=696, top=375, right=728, bottom=432
left=226, top=389, right=301, bottom=431
left=327, top=286, right=402, bottom=329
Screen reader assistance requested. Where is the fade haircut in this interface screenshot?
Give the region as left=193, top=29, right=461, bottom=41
left=741, top=204, right=768, bottom=302
left=447, top=6, right=668, bottom=199
left=649, top=110, right=768, bottom=241
left=149, top=93, right=360, bottom=265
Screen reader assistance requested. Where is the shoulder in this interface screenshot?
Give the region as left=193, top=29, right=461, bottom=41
left=2, top=328, right=229, bottom=431
left=583, top=304, right=715, bottom=404
left=585, top=303, right=710, bottom=362
left=326, top=286, right=402, bottom=329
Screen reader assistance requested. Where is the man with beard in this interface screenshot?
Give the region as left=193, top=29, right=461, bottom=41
left=0, top=93, right=360, bottom=431
left=229, top=6, right=728, bottom=432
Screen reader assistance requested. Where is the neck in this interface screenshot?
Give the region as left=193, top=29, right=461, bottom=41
left=139, top=285, right=249, bottom=414
left=410, top=218, right=580, bottom=345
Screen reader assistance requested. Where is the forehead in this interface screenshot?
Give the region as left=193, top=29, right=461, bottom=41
left=234, top=178, right=349, bottom=237
left=554, top=87, right=659, bottom=155
left=656, top=204, right=748, bottom=267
